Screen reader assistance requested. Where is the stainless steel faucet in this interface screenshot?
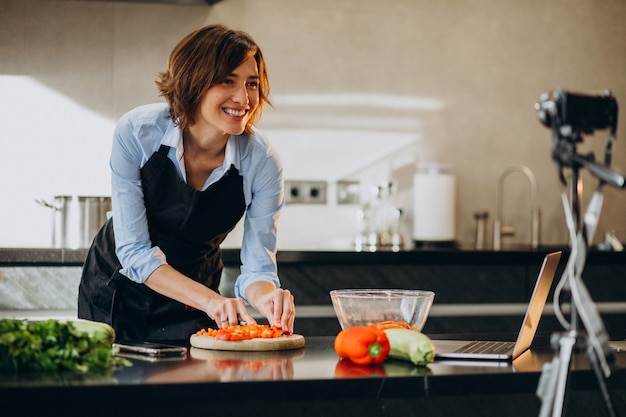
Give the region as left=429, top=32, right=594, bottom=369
left=493, top=164, right=540, bottom=251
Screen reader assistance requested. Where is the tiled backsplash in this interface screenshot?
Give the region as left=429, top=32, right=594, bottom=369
left=0, top=266, right=81, bottom=311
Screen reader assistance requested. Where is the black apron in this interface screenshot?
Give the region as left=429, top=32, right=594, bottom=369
left=78, top=144, right=246, bottom=341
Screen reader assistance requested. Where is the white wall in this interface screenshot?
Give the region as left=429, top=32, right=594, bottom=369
left=1, top=0, right=625, bottom=250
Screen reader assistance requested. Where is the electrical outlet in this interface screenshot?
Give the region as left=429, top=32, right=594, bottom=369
left=285, top=180, right=327, bottom=204
left=337, top=180, right=360, bottom=205
left=285, top=181, right=305, bottom=204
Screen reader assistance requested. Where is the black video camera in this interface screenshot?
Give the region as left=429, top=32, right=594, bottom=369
left=536, top=89, right=618, bottom=137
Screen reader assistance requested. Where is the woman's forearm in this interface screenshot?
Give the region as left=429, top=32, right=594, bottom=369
left=144, top=264, right=218, bottom=312
left=144, top=264, right=256, bottom=327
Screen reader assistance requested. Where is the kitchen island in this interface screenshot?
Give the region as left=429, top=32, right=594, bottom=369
left=2, top=248, right=626, bottom=416
left=2, top=335, right=625, bottom=417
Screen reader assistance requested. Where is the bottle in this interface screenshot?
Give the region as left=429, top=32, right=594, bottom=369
left=390, top=208, right=404, bottom=252
left=354, top=186, right=379, bottom=252
left=354, top=204, right=370, bottom=252
left=377, top=181, right=403, bottom=251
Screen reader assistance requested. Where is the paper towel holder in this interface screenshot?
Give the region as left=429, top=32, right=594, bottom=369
left=413, top=163, right=458, bottom=249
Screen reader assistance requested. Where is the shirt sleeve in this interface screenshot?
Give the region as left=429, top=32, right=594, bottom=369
left=234, top=139, right=285, bottom=304
left=109, top=111, right=168, bottom=283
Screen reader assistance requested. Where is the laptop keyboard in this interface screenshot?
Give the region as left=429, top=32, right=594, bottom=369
left=455, top=341, right=515, bottom=354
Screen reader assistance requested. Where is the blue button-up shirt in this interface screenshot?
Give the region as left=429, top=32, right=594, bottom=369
left=109, top=103, right=284, bottom=303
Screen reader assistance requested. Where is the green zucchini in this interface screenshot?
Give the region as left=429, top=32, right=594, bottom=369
left=384, top=328, right=435, bottom=366
left=68, top=319, right=116, bottom=344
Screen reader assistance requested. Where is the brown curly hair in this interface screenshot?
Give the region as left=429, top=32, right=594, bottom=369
left=155, top=24, right=270, bottom=135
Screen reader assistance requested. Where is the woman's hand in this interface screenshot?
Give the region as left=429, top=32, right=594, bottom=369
left=204, top=296, right=257, bottom=329
left=246, top=282, right=295, bottom=334
left=144, top=265, right=257, bottom=329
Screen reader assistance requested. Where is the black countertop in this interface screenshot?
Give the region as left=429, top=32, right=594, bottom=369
left=2, top=336, right=625, bottom=417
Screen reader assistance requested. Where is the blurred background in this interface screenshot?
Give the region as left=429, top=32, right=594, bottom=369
left=1, top=0, right=625, bottom=251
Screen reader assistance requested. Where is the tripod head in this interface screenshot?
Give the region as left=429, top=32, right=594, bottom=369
left=535, top=89, right=623, bottom=188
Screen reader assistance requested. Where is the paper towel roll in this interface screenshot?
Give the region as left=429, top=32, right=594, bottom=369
left=413, top=171, right=456, bottom=242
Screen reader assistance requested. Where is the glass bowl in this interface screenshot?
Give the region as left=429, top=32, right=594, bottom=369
left=330, top=289, right=435, bottom=331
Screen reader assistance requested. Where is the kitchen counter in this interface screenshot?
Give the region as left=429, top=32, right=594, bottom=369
left=2, top=335, right=625, bottom=417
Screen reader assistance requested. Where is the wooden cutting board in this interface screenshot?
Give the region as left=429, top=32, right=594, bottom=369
left=190, top=334, right=305, bottom=351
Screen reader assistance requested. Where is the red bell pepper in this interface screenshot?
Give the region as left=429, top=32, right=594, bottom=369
left=334, top=326, right=390, bottom=365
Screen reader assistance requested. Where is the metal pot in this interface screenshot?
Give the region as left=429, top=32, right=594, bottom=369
left=36, top=195, right=111, bottom=248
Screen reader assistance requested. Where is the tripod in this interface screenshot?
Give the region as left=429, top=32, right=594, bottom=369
left=535, top=180, right=618, bottom=417
left=535, top=90, right=622, bottom=417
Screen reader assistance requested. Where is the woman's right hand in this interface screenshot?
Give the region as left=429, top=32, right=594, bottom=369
left=205, top=295, right=257, bottom=328
left=145, top=265, right=257, bottom=329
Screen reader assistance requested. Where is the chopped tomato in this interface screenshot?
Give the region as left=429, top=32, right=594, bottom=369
left=196, top=324, right=285, bottom=341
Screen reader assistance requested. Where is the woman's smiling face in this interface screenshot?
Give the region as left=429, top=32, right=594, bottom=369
left=195, top=55, right=260, bottom=136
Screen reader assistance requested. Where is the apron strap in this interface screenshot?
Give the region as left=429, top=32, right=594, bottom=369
left=157, top=144, right=170, bottom=156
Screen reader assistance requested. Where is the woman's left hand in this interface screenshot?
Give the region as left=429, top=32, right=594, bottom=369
left=247, top=283, right=295, bottom=334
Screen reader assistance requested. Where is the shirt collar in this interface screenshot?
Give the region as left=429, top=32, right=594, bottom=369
left=175, top=132, right=185, bottom=165
left=174, top=132, right=238, bottom=182
left=224, top=135, right=236, bottom=168
left=162, top=119, right=181, bottom=148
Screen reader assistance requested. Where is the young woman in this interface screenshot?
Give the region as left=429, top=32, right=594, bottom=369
left=78, top=24, right=294, bottom=341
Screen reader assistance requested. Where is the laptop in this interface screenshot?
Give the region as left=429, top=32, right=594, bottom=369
left=433, top=251, right=562, bottom=362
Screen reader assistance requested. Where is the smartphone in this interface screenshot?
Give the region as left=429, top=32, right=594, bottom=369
left=113, top=341, right=187, bottom=357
